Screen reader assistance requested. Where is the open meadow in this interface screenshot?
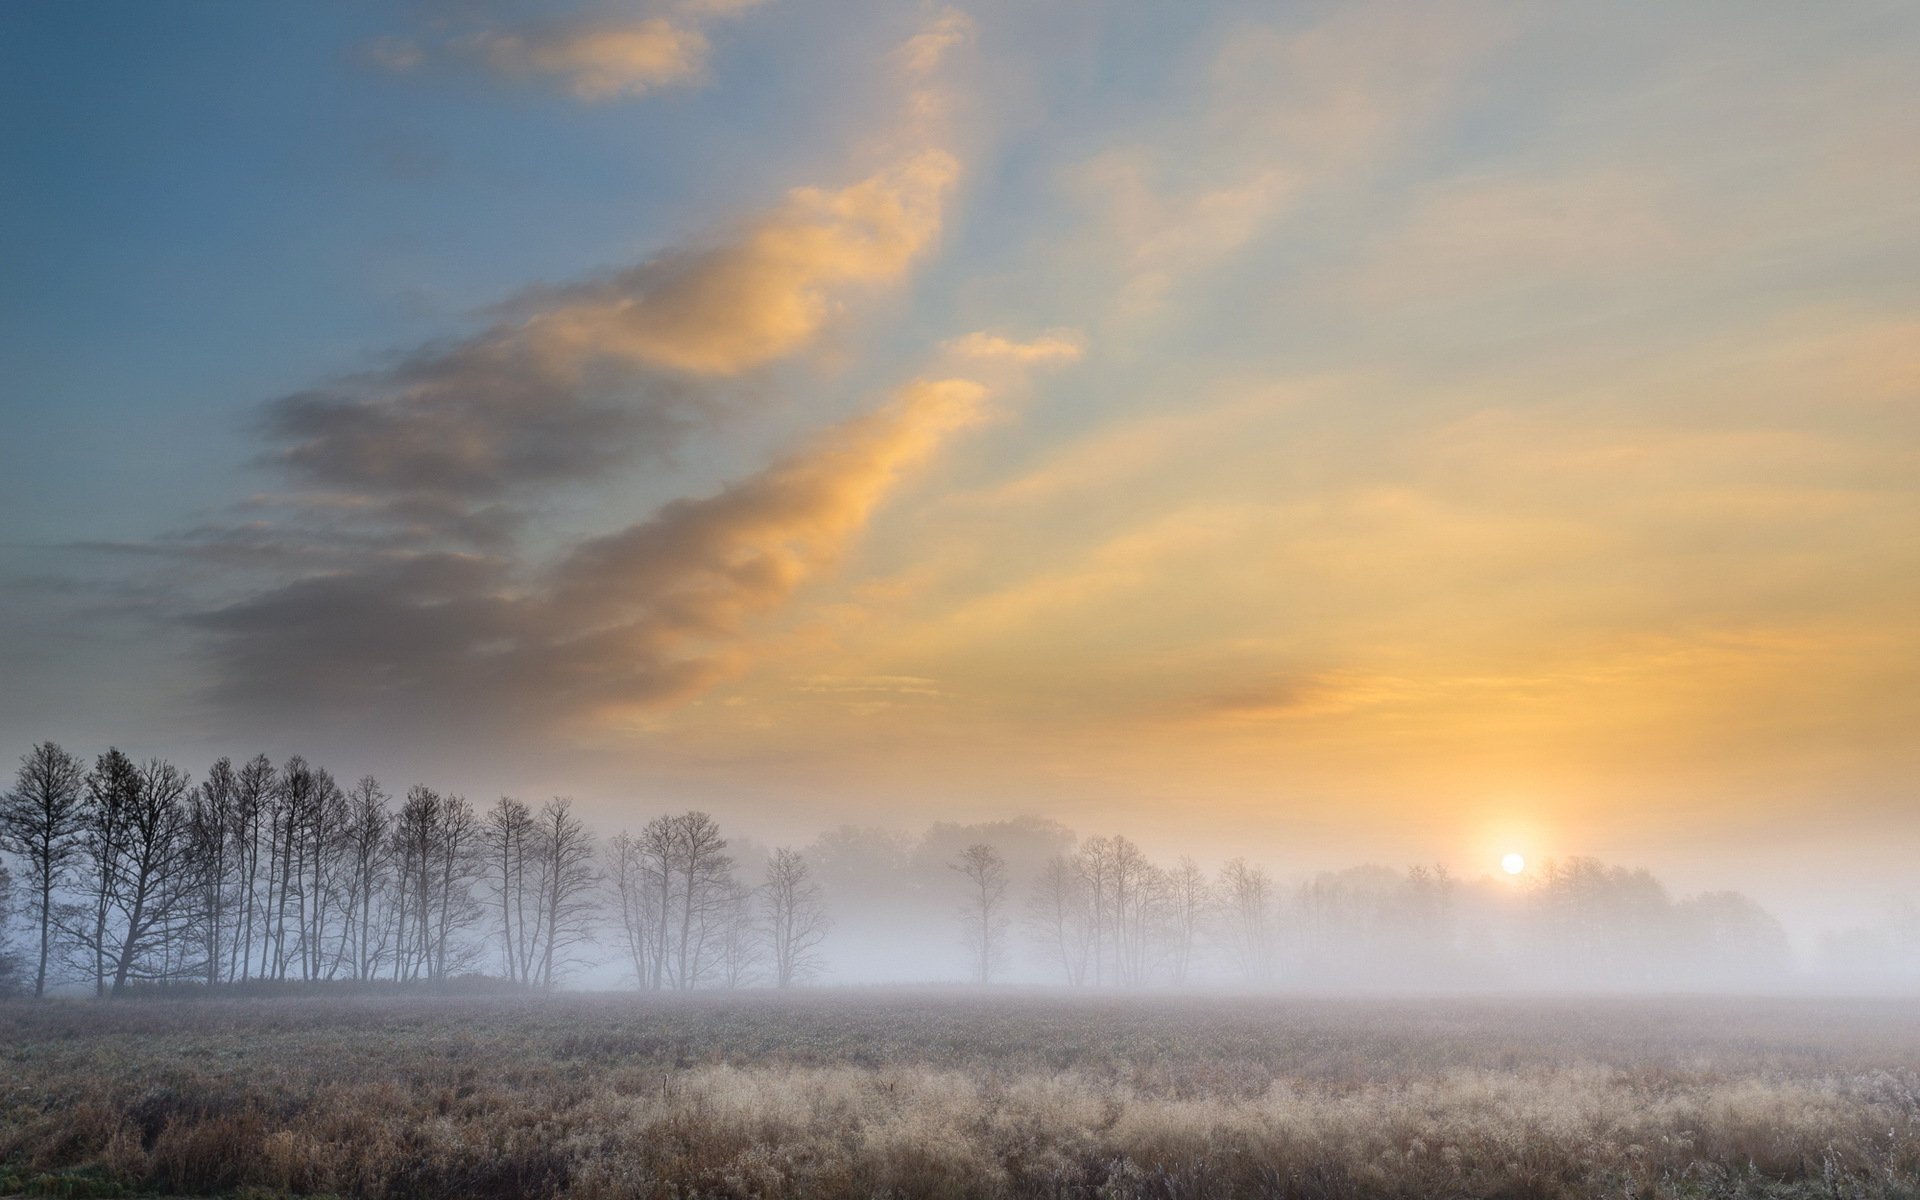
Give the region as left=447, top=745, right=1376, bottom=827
left=4, top=990, right=1919, bottom=1199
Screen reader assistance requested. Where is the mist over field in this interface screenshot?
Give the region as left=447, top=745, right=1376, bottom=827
left=5, top=0, right=1919, bottom=1195
left=3, top=741, right=1916, bottom=1003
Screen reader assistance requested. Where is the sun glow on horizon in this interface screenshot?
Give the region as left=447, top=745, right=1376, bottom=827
left=1501, top=852, right=1527, bottom=876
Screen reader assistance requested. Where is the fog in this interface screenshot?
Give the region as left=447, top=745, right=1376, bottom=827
left=779, top=818, right=1920, bottom=992
left=6, top=741, right=1916, bottom=999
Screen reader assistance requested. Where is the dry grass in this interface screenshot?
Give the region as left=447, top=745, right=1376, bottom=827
left=3, top=991, right=1918, bottom=1198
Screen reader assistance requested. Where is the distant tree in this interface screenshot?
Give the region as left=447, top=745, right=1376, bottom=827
left=713, top=875, right=759, bottom=989
left=339, top=776, right=392, bottom=980
left=390, top=787, right=430, bottom=981
left=1675, top=890, right=1792, bottom=985
left=482, top=796, right=536, bottom=983
left=1292, top=864, right=1457, bottom=983
left=1073, top=835, right=1163, bottom=984
left=608, top=829, right=662, bottom=988
left=635, top=816, right=679, bottom=988
left=75, top=755, right=195, bottom=994
left=390, top=787, right=482, bottom=982
left=1218, top=858, right=1275, bottom=984
left=530, top=799, right=598, bottom=989
left=1075, top=837, right=1114, bottom=983
left=187, top=757, right=240, bottom=986
left=0, top=856, right=21, bottom=995
left=762, top=846, right=830, bottom=988
left=952, top=843, right=1010, bottom=985
left=1161, top=856, right=1211, bottom=985
left=803, top=825, right=919, bottom=978
left=605, top=811, right=741, bottom=991
left=669, top=812, right=734, bottom=990
left=1530, top=857, right=1678, bottom=986
left=0, top=741, right=88, bottom=997
left=77, top=748, right=140, bottom=996
left=228, top=754, right=274, bottom=982
left=1026, top=853, right=1092, bottom=985
left=1106, top=836, right=1159, bottom=985
left=300, top=769, right=349, bottom=981
left=265, top=757, right=313, bottom=979
left=430, top=793, right=483, bottom=981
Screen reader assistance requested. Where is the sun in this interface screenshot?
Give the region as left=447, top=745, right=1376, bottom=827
left=1501, top=852, right=1526, bottom=876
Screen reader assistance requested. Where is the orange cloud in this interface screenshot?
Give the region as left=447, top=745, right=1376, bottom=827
left=369, top=3, right=774, bottom=102
left=467, top=20, right=709, bottom=100
left=896, top=8, right=974, bottom=78
left=941, top=330, right=1086, bottom=365
left=529, top=150, right=960, bottom=376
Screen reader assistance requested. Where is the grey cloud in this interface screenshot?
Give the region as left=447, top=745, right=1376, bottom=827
left=193, top=378, right=990, bottom=735
left=189, top=552, right=522, bottom=719
left=261, top=337, right=697, bottom=502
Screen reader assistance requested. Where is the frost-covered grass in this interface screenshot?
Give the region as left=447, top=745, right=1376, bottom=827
left=3, top=991, right=1918, bottom=1198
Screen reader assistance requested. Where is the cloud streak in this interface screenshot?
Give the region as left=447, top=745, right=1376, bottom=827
left=1067, top=0, right=1501, bottom=316
left=198, top=377, right=992, bottom=732
left=263, top=148, right=957, bottom=509
left=466, top=19, right=711, bottom=101
left=368, top=3, right=771, bottom=102
left=942, top=330, right=1085, bottom=364
left=157, top=9, right=986, bottom=742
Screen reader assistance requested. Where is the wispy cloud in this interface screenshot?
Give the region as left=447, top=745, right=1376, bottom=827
left=464, top=19, right=711, bottom=101
left=1066, top=0, right=1502, bottom=316
left=896, top=8, right=973, bottom=78
left=197, top=376, right=993, bottom=733
left=157, top=9, right=991, bottom=738
left=365, top=2, right=771, bottom=102
left=262, top=142, right=956, bottom=512
left=942, top=329, right=1085, bottom=364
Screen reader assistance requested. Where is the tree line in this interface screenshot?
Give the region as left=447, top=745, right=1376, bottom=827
left=0, top=742, right=828, bottom=997
left=960, top=839, right=1791, bottom=988
left=0, top=740, right=1798, bottom=997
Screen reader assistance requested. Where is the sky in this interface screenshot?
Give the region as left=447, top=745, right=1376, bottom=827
left=2, top=0, right=1917, bottom=922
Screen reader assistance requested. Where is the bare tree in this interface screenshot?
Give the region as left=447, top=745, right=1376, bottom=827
left=712, top=875, right=759, bottom=989
left=389, top=787, right=482, bottom=982
left=1026, top=853, right=1091, bottom=986
left=1071, top=835, right=1162, bottom=985
left=608, top=829, right=662, bottom=988
left=431, top=794, right=483, bottom=981
left=1162, top=856, right=1211, bottom=985
left=607, top=812, right=738, bottom=991
left=530, top=799, right=598, bottom=989
left=762, top=846, right=830, bottom=987
left=669, top=812, right=733, bottom=990
left=188, top=757, right=251, bottom=986
left=299, top=769, right=348, bottom=981
left=229, top=754, right=274, bottom=982
left=264, top=757, right=314, bottom=979
left=78, top=748, right=139, bottom=996
left=80, top=756, right=195, bottom=994
left=1075, top=836, right=1114, bottom=984
left=339, top=776, right=392, bottom=980
left=0, top=856, right=20, bottom=995
left=1218, top=857, right=1275, bottom=984
left=482, top=796, right=535, bottom=983
left=951, top=843, right=1010, bottom=985
left=635, top=815, right=678, bottom=988
left=1104, top=835, right=1159, bottom=985
left=0, top=742, right=88, bottom=997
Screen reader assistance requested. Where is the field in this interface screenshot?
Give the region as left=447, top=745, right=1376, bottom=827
left=3, top=991, right=1919, bottom=1199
